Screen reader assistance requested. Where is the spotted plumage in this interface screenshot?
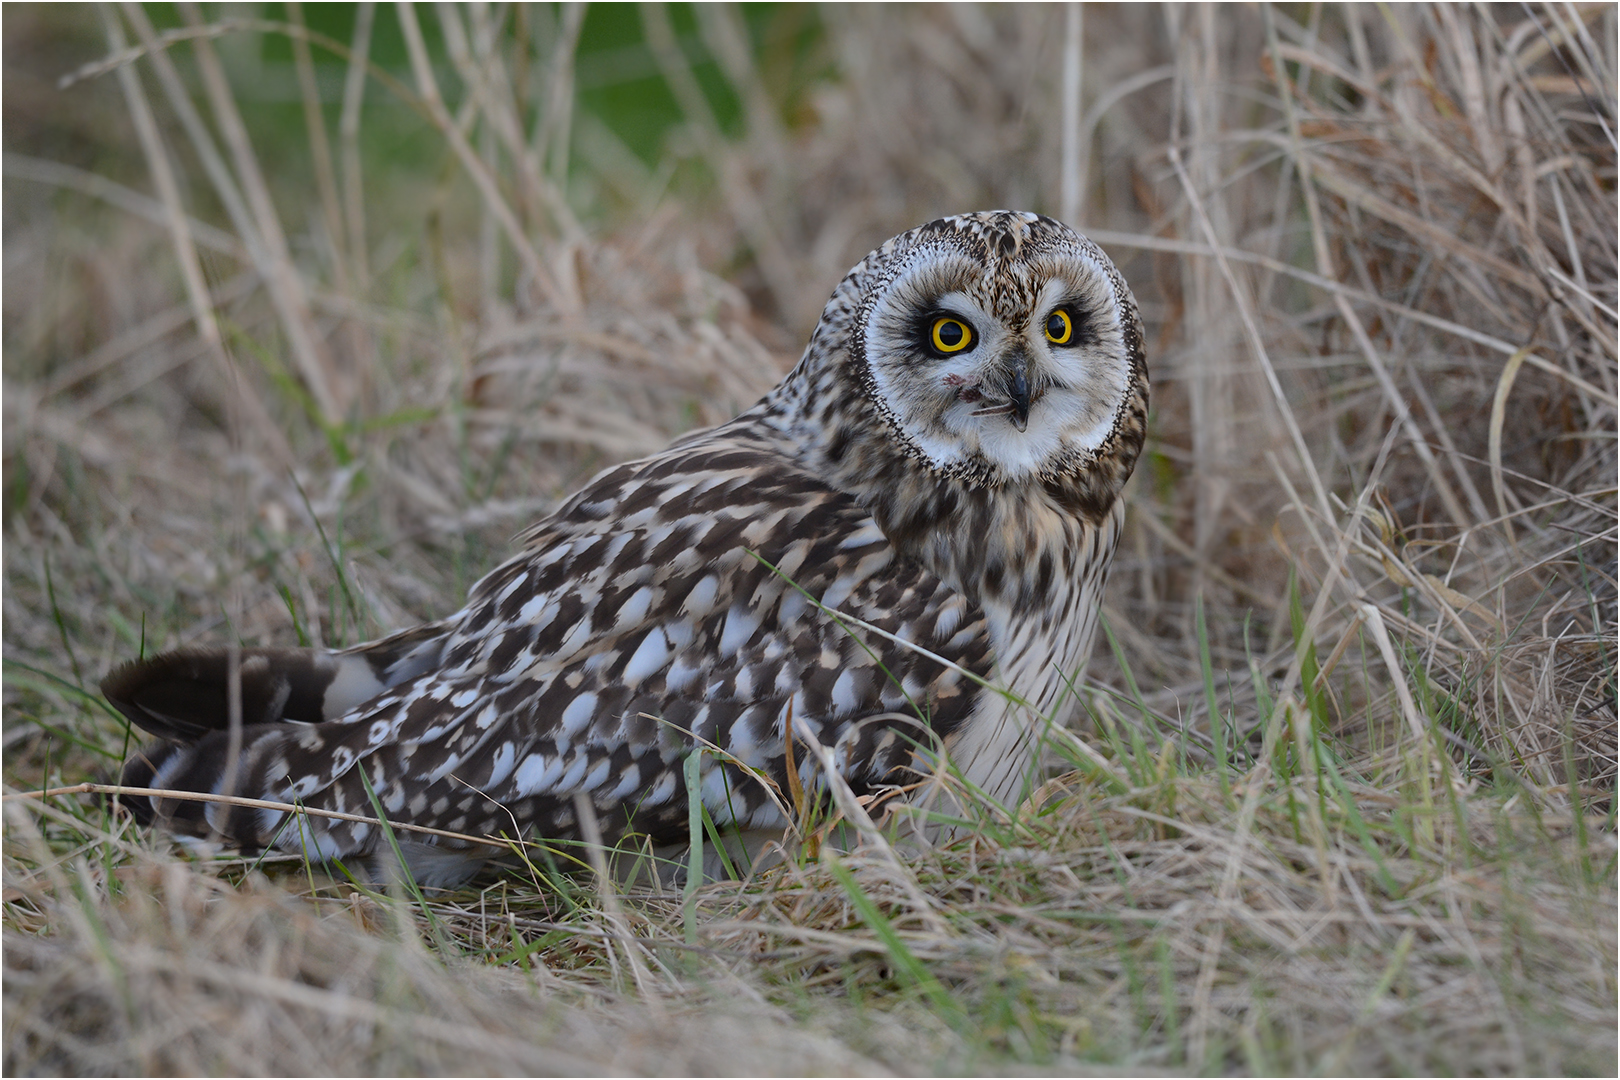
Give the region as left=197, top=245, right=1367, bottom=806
left=106, top=212, right=1149, bottom=887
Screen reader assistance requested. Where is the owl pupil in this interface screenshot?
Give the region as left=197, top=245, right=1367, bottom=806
left=1047, top=312, right=1067, bottom=339
left=939, top=322, right=963, bottom=347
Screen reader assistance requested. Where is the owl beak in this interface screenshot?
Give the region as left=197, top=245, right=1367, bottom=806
left=1005, top=357, right=1031, bottom=432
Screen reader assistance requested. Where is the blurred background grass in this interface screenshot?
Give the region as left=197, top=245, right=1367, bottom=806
left=3, top=3, right=1616, bottom=1074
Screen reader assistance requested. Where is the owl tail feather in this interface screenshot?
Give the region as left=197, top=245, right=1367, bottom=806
left=102, top=625, right=451, bottom=850
left=114, top=726, right=491, bottom=889
left=102, top=624, right=450, bottom=742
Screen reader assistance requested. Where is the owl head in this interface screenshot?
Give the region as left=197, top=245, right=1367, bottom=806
left=790, top=211, right=1147, bottom=492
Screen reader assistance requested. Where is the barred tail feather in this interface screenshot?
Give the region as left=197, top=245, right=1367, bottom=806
left=101, top=624, right=450, bottom=742
left=116, top=724, right=291, bottom=841
left=103, top=627, right=494, bottom=887
left=116, top=721, right=491, bottom=888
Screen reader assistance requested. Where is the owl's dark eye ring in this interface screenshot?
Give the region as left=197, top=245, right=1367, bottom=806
left=929, top=316, right=974, bottom=354
left=1045, top=308, right=1074, bottom=345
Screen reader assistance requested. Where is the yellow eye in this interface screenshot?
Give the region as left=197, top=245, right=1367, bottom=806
left=930, top=316, right=973, bottom=354
left=1045, top=308, right=1074, bottom=345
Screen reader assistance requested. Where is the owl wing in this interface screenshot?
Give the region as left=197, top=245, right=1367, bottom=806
left=109, top=415, right=995, bottom=881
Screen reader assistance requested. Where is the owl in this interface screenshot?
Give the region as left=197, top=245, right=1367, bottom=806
left=104, top=212, right=1149, bottom=888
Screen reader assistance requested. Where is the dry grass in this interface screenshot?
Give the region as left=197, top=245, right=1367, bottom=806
left=4, top=4, right=1615, bottom=1075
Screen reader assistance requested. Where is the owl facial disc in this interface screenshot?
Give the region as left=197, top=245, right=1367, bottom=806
left=857, top=214, right=1137, bottom=484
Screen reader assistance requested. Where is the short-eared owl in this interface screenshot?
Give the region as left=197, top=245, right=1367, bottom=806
left=106, top=212, right=1149, bottom=887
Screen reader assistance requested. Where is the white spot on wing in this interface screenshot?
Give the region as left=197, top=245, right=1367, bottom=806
left=666, top=655, right=703, bottom=693
left=719, top=606, right=758, bottom=654
left=605, top=762, right=642, bottom=801
left=517, top=593, right=551, bottom=624
left=774, top=666, right=799, bottom=696
left=530, top=542, right=572, bottom=572
left=602, top=533, right=634, bottom=566
left=773, top=540, right=809, bottom=579
left=645, top=769, right=678, bottom=806
left=426, top=752, right=464, bottom=783
left=831, top=668, right=861, bottom=714
left=560, top=693, right=598, bottom=738
left=623, top=628, right=671, bottom=685
left=555, top=618, right=593, bottom=658
left=821, top=574, right=857, bottom=611
left=556, top=753, right=589, bottom=792
left=664, top=617, right=696, bottom=651
left=616, top=586, right=654, bottom=627
left=728, top=718, right=757, bottom=760
left=494, top=572, right=529, bottom=607
left=513, top=754, right=562, bottom=796
left=581, top=756, right=611, bottom=793
left=700, top=766, right=734, bottom=816
left=839, top=521, right=885, bottom=549
left=684, top=575, right=720, bottom=616
left=484, top=742, right=516, bottom=789
left=778, top=589, right=807, bottom=626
